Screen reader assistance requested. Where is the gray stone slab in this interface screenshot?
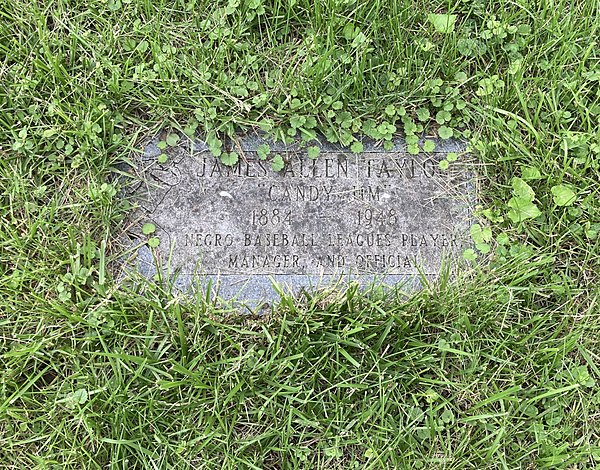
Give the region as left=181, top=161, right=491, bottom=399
left=118, top=134, right=475, bottom=309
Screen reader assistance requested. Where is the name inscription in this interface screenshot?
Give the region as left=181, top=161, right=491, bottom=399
left=129, top=140, right=472, bottom=279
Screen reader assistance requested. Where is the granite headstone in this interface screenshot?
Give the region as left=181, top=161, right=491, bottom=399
left=119, top=134, right=474, bottom=308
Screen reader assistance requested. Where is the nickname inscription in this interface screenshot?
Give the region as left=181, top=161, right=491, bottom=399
left=124, top=136, right=473, bottom=300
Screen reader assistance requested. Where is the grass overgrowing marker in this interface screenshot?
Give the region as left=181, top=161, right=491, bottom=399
left=1, top=0, right=599, bottom=467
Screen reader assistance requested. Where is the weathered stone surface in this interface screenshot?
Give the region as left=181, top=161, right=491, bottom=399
left=120, top=134, right=474, bottom=308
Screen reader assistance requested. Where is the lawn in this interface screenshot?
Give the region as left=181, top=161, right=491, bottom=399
left=1, top=0, right=599, bottom=468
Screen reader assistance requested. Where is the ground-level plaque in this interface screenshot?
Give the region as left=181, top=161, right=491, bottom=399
left=120, top=134, right=474, bottom=308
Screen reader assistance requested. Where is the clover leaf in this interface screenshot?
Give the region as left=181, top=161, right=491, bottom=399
left=551, top=184, right=576, bottom=207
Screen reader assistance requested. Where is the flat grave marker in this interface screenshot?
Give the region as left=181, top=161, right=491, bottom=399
left=120, top=134, right=475, bottom=308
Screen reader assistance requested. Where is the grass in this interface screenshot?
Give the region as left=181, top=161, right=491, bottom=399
left=1, top=0, right=599, bottom=468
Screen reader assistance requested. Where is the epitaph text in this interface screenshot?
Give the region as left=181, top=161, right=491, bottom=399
left=126, top=139, right=472, bottom=286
